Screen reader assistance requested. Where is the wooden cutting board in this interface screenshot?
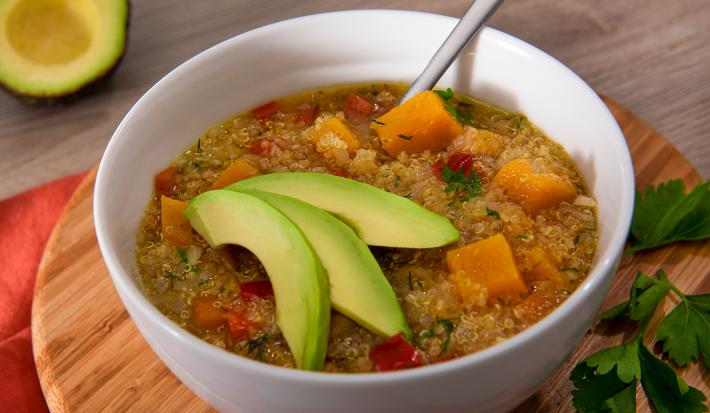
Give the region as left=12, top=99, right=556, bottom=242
left=32, top=97, right=709, bottom=412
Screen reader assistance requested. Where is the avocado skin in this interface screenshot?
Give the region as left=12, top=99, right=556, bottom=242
left=0, top=0, right=131, bottom=106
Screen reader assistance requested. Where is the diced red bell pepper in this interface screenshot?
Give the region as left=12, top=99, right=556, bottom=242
left=432, top=159, right=445, bottom=178
left=343, top=92, right=375, bottom=121
left=446, top=152, right=474, bottom=175
left=249, top=139, right=274, bottom=156
left=370, top=333, right=422, bottom=371
left=328, top=169, right=347, bottom=177
left=433, top=152, right=474, bottom=179
left=296, top=105, right=319, bottom=125
left=251, top=101, right=280, bottom=120
left=224, top=309, right=258, bottom=341
left=154, top=166, right=177, bottom=197
left=240, top=280, right=274, bottom=298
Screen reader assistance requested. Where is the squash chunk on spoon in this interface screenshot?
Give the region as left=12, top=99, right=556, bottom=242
left=183, top=190, right=330, bottom=371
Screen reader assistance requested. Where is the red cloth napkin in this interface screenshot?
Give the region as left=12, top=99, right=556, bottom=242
left=0, top=172, right=87, bottom=413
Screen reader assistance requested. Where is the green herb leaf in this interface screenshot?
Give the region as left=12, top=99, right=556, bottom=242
left=571, top=362, right=637, bottom=413
left=639, top=344, right=708, bottom=413
left=486, top=207, right=500, bottom=219
left=435, top=88, right=474, bottom=126
left=437, top=317, right=455, bottom=356
left=197, top=138, right=202, bottom=153
left=176, top=249, right=188, bottom=264
left=584, top=339, right=641, bottom=383
left=596, top=270, right=671, bottom=323
left=165, top=269, right=184, bottom=288
left=627, top=179, right=710, bottom=253
left=442, top=165, right=483, bottom=200
left=603, top=383, right=637, bottom=413
left=597, top=300, right=631, bottom=321
left=398, top=134, right=413, bottom=141
left=371, top=119, right=385, bottom=126
left=629, top=270, right=672, bottom=321
left=656, top=292, right=710, bottom=368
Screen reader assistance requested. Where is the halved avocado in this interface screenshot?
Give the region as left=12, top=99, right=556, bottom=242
left=0, top=0, right=129, bottom=104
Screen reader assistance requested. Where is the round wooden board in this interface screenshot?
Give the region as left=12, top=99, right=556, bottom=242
left=32, top=97, right=708, bottom=412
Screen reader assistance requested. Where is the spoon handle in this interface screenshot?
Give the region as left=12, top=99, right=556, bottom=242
left=400, top=0, right=505, bottom=103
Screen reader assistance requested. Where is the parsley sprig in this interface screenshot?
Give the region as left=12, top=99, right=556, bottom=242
left=627, top=179, right=710, bottom=253
left=442, top=165, right=483, bottom=200
left=416, top=317, right=457, bottom=356
left=572, top=270, right=708, bottom=413
left=435, top=88, right=474, bottom=126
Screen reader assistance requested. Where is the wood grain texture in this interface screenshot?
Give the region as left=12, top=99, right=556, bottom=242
left=31, top=99, right=708, bottom=412
left=0, top=0, right=708, bottom=200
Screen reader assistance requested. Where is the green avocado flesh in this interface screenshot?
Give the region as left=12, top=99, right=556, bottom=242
left=0, top=0, right=129, bottom=101
left=183, top=190, right=330, bottom=371
left=234, top=188, right=412, bottom=340
left=227, top=173, right=459, bottom=248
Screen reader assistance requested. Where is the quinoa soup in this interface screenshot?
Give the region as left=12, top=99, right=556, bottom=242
left=136, top=83, right=598, bottom=373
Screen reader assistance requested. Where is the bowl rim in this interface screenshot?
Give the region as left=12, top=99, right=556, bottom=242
left=95, top=9, right=635, bottom=385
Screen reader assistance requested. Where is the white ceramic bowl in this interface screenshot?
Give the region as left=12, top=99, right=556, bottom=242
left=94, top=10, right=634, bottom=413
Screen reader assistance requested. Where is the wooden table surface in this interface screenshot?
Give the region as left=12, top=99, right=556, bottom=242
left=1, top=0, right=708, bottom=199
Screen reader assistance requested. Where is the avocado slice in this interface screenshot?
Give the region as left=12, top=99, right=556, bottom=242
left=234, top=188, right=412, bottom=340
left=227, top=172, right=459, bottom=248
left=183, top=190, right=330, bottom=371
left=0, top=0, right=129, bottom=103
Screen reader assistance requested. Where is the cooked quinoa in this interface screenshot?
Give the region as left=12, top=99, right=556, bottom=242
left=136, top=83, right=598, bottom=372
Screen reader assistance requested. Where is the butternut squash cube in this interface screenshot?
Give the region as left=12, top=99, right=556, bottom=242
left=523, top=246, right=563, bottom=285
left=311, top=116, right=361, bottom=154
left=160, top=195, right=193, bottom=245
left=470, top=129, right=504, bottom=158
left=191, top=297, right=225, bottom=329
left=514, top=289, right=557, bottom=324
left=210, top=159, right=261, bottom=190
left=447, top=233, right=527, bottom=300
left=372, top=91, right=464, bottom=156
left=493, top=159, right=576, bottom=215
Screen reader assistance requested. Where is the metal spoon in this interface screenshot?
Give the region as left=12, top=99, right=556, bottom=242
left=400, top=0, right=504, bottom=103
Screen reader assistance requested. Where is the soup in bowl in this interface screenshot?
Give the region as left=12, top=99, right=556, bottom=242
left=94, top=10, right=634, bottom=413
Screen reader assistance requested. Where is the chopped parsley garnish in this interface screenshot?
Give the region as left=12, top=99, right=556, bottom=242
left=398, top=134, right=413, bottom=141
left=627, top=179, right=710, bottom=254
left=486, top=207, right=500, bottom=219
left=441, top=165, right=483, bottom=200
left=371, top=119, right=385, bottom=126
left=164, top=269, right=184, bottom=289
left=196, top=277, right=211, bottom=286
left=239, top=334, right=280, bottom=361
left=417, top=317, right=457, bottom=356
left=176, top=249, right=188, bottom=264
left=190, top=265, right=202, bottom=274
left=196, top=138, right=202, bottom=153
left=435, top=88, right=474, bottom=126
left=571, top=270, right=708, bottom=412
